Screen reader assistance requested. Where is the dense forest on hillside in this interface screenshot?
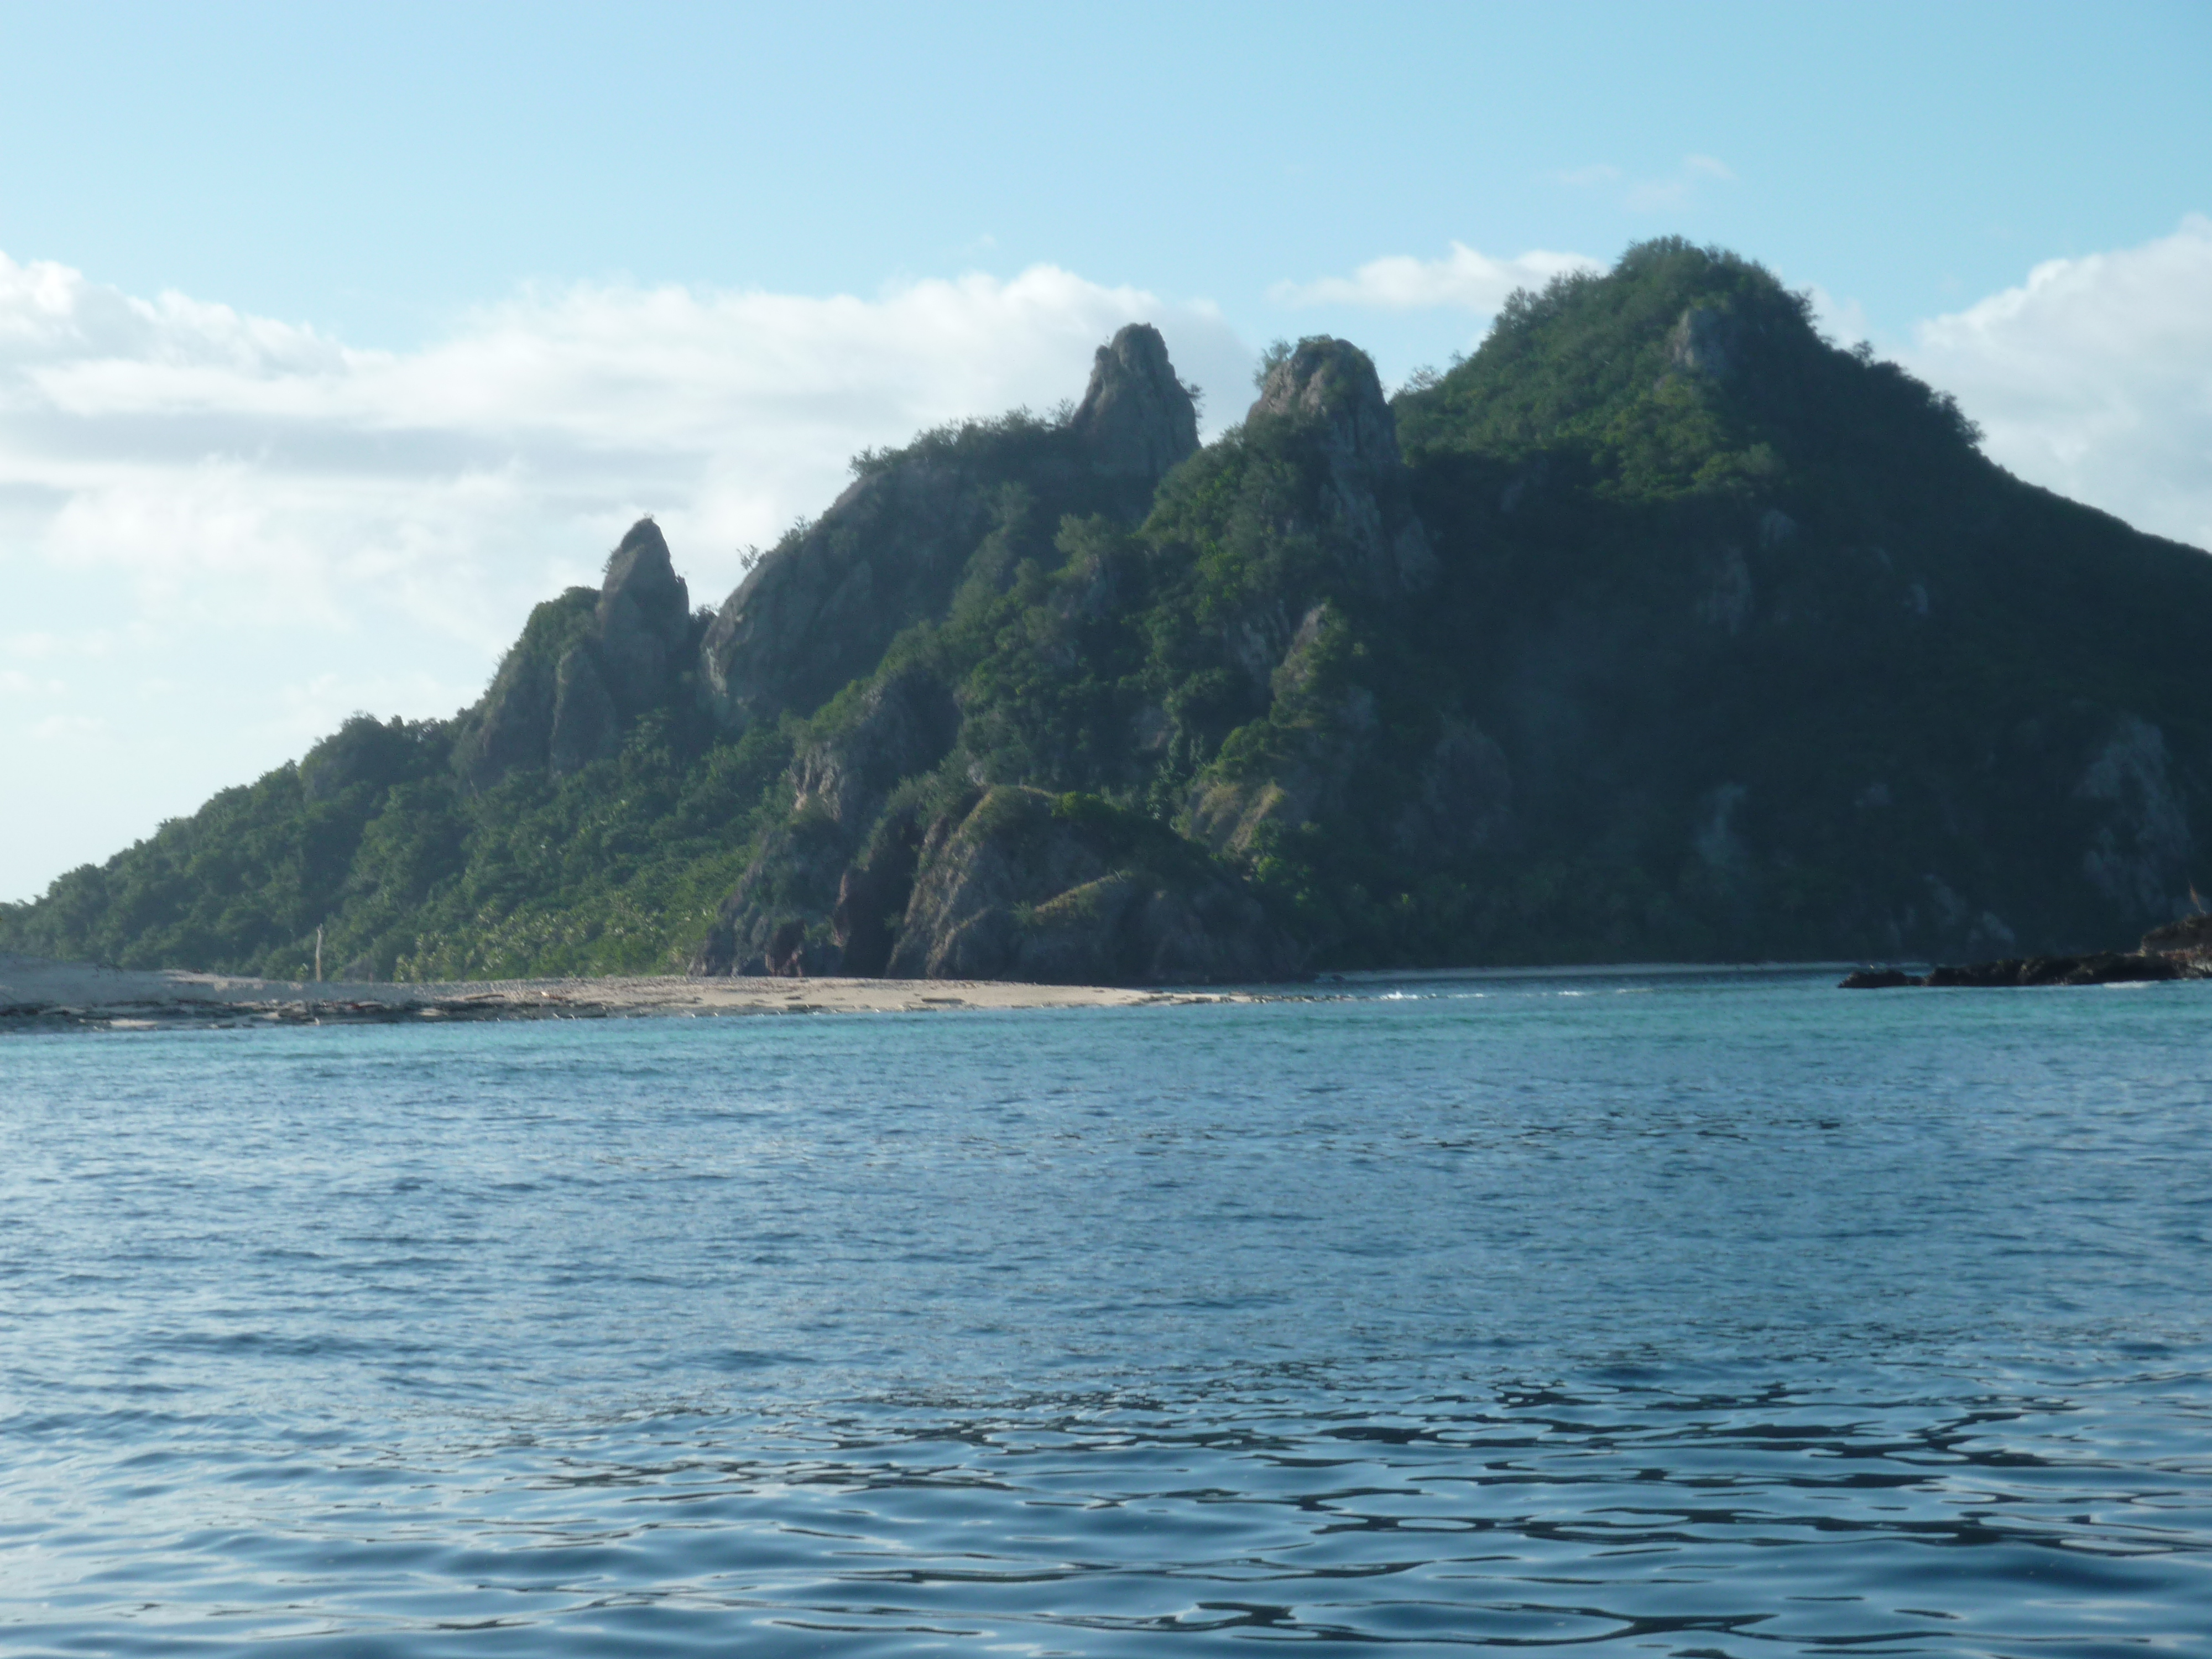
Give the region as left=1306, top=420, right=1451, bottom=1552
left=6, top=239, right=2208, bottom=982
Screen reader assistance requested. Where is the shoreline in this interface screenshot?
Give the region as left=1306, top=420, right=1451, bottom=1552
left=0, top=954, right=1251, bottom=1032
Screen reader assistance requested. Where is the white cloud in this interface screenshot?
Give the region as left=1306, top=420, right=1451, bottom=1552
left=1903, top=215, right=2212, bottom=552
left=0, top=251, right=1253, bottom=898
left=1270, top=242, right=1602, bottom=315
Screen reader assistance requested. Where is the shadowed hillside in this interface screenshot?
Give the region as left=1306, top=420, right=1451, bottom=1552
left=8, top=242, right=2208, bottom=981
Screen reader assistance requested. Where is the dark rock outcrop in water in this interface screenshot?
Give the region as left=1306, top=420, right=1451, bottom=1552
left=1840, top=914, right=2212, bottom=987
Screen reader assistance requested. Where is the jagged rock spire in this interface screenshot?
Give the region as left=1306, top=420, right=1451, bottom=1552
left=1245, top=337, right=1436, bottom=594
left=1068, top=324, right=1200, bottom=482
left=1248, top=337, right=1402, bottom=470
left=594, top=518, right=690, bottom=716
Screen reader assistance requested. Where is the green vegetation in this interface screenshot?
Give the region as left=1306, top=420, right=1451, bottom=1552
left=8, top=239, right=2209, bottom=979
left=1, top=708, right=798, bottom=981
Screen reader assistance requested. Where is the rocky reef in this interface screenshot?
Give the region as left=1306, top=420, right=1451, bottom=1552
left=1840, top=912, right=2212, bottom=988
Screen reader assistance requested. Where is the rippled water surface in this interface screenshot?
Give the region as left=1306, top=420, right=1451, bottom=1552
left=6, top=970, right=2212, bottom=1654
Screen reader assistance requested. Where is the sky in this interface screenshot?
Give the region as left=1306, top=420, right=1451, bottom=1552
left=2, top=0, right=2209, bottom=900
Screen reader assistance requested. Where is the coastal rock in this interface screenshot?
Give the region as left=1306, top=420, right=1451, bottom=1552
left=884, top=787, right=1302, bottom=984
left=1922, top=952, right=2186, bottom=988
left=832, top=807, right=927, bottom=977
left=688, top=670, right=960, bottom=978
left=1067, top=324, right=1199, bottom=481
left=1839, top=967, right=1915, bottom=989
left=2142, top=912, right=2212, bottom=958
left=1841, top=947, right=2205, bottom=989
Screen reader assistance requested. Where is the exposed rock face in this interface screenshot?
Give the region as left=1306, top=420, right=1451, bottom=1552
left=1190, top=604, right=1381, bottom=858
left=687, top=669, right=959, bottom=977
left=832, top=808, right=926, bottom=977
left=1667, top=305, right=1744, bottom=379
left=692, top=782, right=1300, bottom=985
left=594, top=519, right=692, bottom=715
left=790, top=667, right=960, bottom=832
left=1067, top=324, right=1200, bottom=481
left=1246, top=337, right=1436, bottom=594
left=697, top=326, right=1202, bottom=738
left=1250, top=336, right=1404, bottom=468
left=451, top=591, right=592, bottom=790
left=547, top=648, right=620, bottom=775
left=454, top=518, right=692, bottom=789
left=689, top=811, right=854, bottom=977
left=884, top=787, right=1302, bottom=984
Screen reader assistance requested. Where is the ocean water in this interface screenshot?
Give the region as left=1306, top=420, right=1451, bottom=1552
left=4, top=968, right=2211, bottom=1655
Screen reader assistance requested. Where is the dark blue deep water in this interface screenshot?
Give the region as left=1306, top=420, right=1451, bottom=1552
left=6, top=969, right=2212, bottom=1655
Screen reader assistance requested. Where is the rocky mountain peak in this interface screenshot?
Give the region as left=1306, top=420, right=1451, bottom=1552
left=1246, top=337, right=1434, bottom=594
left=596, top=517, right=690, bottom=714
left=1068, top=324, right=1199, bottom=482
left=1248, top=336, right=1401, bottom=471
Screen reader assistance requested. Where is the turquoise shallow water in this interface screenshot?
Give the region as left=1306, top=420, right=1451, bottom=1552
left=4, top=969, right=2211, bottom=1654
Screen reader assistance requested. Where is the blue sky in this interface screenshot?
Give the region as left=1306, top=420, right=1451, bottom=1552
left=6, top=1, right=2205, bottom=359
left=2, top=1, right=2209, bottom=898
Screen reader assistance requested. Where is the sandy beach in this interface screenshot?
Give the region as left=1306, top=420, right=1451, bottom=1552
left=0, top=953, right=1247, bottom=1031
